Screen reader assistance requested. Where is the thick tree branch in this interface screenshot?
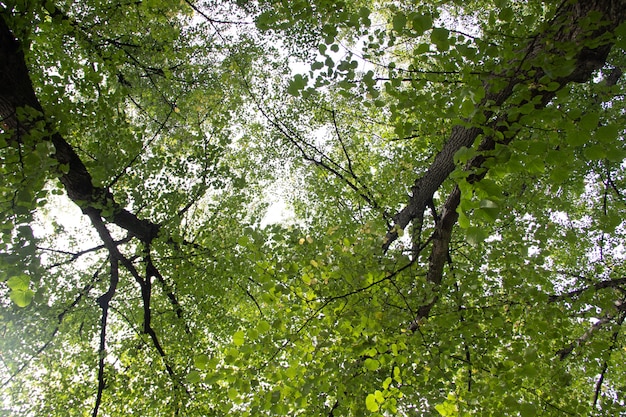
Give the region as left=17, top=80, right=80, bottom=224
left=0, top=23, right=185, bottom=392
left=84, top=209, right=188, bottom=394
left=395, top=0, right=626, bottom=331
left=383, top=0, right=626, bottom=251
left=408, top=187, right=460, bottom=331
left=92, top=257, right=119, bottom=417
left=0, top=14, right=160, bottom=243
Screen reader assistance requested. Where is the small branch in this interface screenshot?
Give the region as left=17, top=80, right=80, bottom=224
left=591, top=311, right=625, bottom=410
left=548, top=276, right=626, bottom=302
left=316, top=260, right=417, bottom=304
left=38, top=236, right=133, bottom=269
left=328, top=399, right=340, bottom=417
left=183, top=0, right=253, bottom=24
left=557, top=315, right=613, bottom=360
left=606, top=169, right=625, bottom=202
left=331, top=110, right=354, bottom=175
left=426, top=198, right=440, bottom=224
left=592, top=363, right=608, bottom=411
left=238, top=283, right=264, bottom=317
left=146, top=258, right=187, bottom=321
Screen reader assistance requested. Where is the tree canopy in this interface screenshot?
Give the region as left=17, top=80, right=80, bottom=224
left=1, top=0, right=626, bottom=415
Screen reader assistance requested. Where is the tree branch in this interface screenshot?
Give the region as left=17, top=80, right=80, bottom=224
left=556, top=307, right=622, bottom=361
left=408, top=186, right=460, bottom=331
left=146, top=255, right=187, bottom=322
left=548, top=276, right=626, bottom=302
left=592, top=311, right=625, bottom=410
left=0, top=14, right=160, bottom=243
left=383, top=0, right=626, bottom=251
left=92, top=256, right=119, bottom=417
left=37, top=236, right=133, bottom=269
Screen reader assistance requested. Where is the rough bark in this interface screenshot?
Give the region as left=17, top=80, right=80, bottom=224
left=384, top=0, right=626, bottom=252
left=400, top=0, right=626, bottom=328
left=0, top=15, right=160, bottom=243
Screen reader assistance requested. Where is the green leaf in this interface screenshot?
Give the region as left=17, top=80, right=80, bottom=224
left=257, top=320, right=271, bottom=334
left=431, top=28, right=450, bottom=51
left=411, top=14, right=433, bottom=35
left=519, top=403, right=537, bottom=417
left=458, top=210, right=471, bottom=228
left=364, top=358, right=380, bottom=371
left=311, top=61, right=323, bottom=71
left=237, top=235, right=250, bottom=247
left=498, top=7, right=514, bottom=22
left=247, top=327, right=259, bottom=340
left=392, top=12, right=407, bottom=33
left=460, top=98, right=475, bottom=118
left=479, top=198, right=498, bottom=209
left=287, top=74, right=307, bottom=96
left=599, top=214, right=622, bottom=233
left=255, top=11, right=273, bottom=31
left=583, top=145, right=606, bottom=160
left=10, top=289, right=34, bottom=307
left=233, top=330, right=245, bottom=347
left=453, top=146, right=474, bottom=164
left=492, top=316, right=504, bottom=328
left=185, top=370, right=201, bottom=383
left=466, top=227, right=487, bottom=246
left=595, top=124, right=619, bottom=143
left=7, top=274, right=30, bottom=291
left=435, top=401, right=457, bottom=416
left=365, top=393, right=379, bottom=412
left=194, top=354, right=210, bottom=369
left=579, top=112, right=599, bottom=131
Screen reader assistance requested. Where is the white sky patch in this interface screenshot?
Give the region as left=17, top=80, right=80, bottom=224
left=261, top=199, right=294, bottom=227
left=29, top=186, right=105, bottom=278
left=33, top=188, right=98, bottom=247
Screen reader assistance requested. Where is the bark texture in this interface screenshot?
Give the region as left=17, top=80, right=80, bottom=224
left=396, top=0, right=626, bottom=327
left=384, top=0, right=626, bottom=252
left=0, top=15, right=160, bottom=243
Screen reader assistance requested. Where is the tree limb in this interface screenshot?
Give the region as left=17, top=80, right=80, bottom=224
left=548, top=276, right=626, bottom=302
left=0, top=14, right=160, bottom=243
left=92, top=256, right=119, bottom=417
left=383, top=0, right=626, bottom=251
left=592, top=311, right=625, bottom=410
left=556, top=308, right=623, bottom=361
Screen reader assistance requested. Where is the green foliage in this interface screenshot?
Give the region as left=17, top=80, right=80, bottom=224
left=1, top=0, right=626, bottom=416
